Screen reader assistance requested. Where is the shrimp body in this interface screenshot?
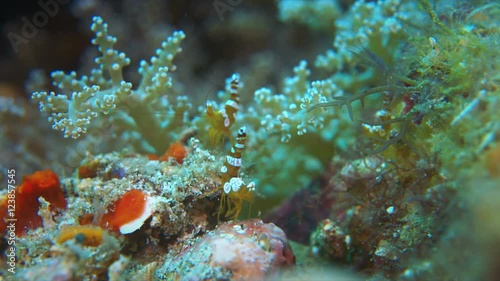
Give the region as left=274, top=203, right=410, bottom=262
left=218, top=126, right=255, bottom=220
left=206, top=73, right=240, bottom=146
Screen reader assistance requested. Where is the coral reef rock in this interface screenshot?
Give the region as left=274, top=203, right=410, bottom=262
left=155, top=219, right=295, bottom=281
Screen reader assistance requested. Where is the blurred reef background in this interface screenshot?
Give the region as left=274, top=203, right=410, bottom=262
left=0, top=0, right=499, bottom=280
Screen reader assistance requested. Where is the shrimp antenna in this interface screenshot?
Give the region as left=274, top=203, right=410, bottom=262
left=204, top=85, right=217, bottom=111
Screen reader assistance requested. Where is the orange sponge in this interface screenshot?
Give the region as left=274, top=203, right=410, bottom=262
left=100, top=189, right=153, bottom=234
left=0, top=170, right=67, bottom=236
left=159, top=142, right=187, bottom=164
left=57, top=225, right=104, bottom=247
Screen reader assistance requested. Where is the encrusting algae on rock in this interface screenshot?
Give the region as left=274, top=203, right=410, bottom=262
left=1, top=0, right=500, bottom=280
left=2, top=137, right=291, bottom=280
